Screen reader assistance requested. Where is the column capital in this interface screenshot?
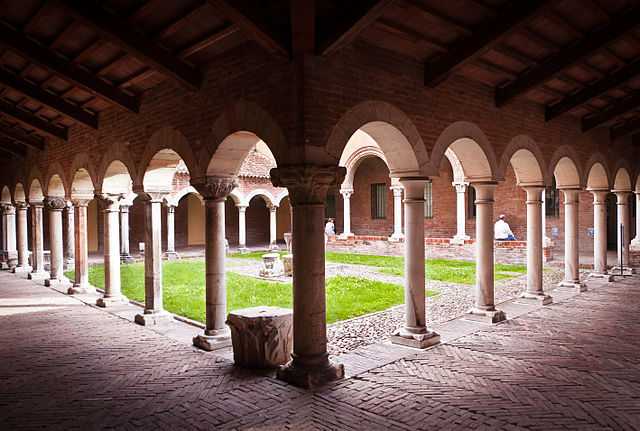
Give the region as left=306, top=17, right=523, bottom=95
left=71, top=198, right=92, bottom=208
left=559, top=187, right=580, bottom=203
left=453, top=182, right=469, bottom=193
left=399, top=177, right=429, bottom=199
left=165, top=204, right=177, bottom=213
left=588, top=189, right=609, bottom=204
left=0, top=203, right=15, bottom=215
left=44, top=197, right=67, bottom=211
left=28, top=200, right=44, bottom=208
left=270, top=165, right=345, bottom=205
left=340, top=188, right=354, bottom=198
left=191, top=176, right=238, bottom=201
left=613, top=190, right=632, bottom=204
left=14, top=201, right=28, bottom=210
left=522, top=185, right=544, bottom=203
left=96, top=193, right=122, bottom=211
left=471, top=181, right=498, bottom=202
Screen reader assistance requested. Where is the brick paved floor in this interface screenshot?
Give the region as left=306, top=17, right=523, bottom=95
left=0, top=272, right=639, bottom=430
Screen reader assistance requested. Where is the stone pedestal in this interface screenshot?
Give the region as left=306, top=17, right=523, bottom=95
left=227, top=306, right=293, bottom=368
left=465, top=308, right=507, bottom=324
left=134, top=311, right=172, bottom=326
left=259, top=253, right=284, bottom=278
left=518, top=292, right=553, bottom=305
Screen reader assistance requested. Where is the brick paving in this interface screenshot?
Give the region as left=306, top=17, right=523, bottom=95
left=0, top=272, right=639, bottom=430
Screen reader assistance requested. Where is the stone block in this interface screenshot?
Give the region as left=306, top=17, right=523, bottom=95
left=465, top=308, right=507, bottom=324
left=134, top=311, right=173, bottom=326
left=389, top=329, right=440, bottom=349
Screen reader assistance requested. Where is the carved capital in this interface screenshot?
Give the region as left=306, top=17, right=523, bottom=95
left=44, top=197, right=67, bottom=211
left=96, top=193, right=122, bottom=211
left=270, top=165, right=346, bottom=205
left=166, top=204, right=176, bottom=214
left=15, top=202, right=29, bottom=210
left=71, top=198, right=92, bottom=208
left=138, top=192, right=166, bottom=204
left=0, top=204, right=15, bottom=215
left=192, top=176, right=238, bottom=201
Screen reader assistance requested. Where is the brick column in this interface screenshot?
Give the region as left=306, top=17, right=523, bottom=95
left=389, top=185, right=404, bottom=242
left=13, top=202, right=31, bottom=273
left=192, top=176, right=237, bottom=351
left=119, top=204, right=134, bottom=263
left=558, top=189, right=586, bottom=291
left=64, top=201, right=74, bottom=270
left=1, top=203, right=17, bottom=269
left=44, top=197, right=67, bottom=286
left=164, top=204, right=179, bottom=259
left=390, top=178, right=440, bottom=348
left=68, top=198, right=94, bottom=294
left=467, top=182, right=506, bottom=323
left=96, top=194, right=128, bottom=307
left=452, top=182, right=470, bottom=244
left=589, top=190, right=613, bottom=281
left=237, top=204, right=248, bottom=252
left=520, top=186, right=551, bottom=304
left=338, top=189, right=354, bottom=239
left=271, top=165, right=345, bottom=388
left=268, top=204, right=278, bottom=250
left=27, top=201, right=48, bottom=281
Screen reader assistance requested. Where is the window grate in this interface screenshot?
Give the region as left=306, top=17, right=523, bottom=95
left=371, top=183, right=387, bottom=219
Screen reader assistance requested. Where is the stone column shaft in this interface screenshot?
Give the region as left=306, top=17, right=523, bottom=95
left=68, top=199, right=93, bottom=294
left=589, top=190, right=612, bottom=280
left=269, top=205, right=278, bottom=249
left=28, top=202, right=48, bottom=280
left=164, top=204, right=179, bottom=259
left=1, top=204, right=17, bottom=269
left=452, top=182, right=470, bottom=243
left=64, top=202, right=74, bottom=269
left=237, top=205, right=247, bottom=251
left=521, top=187, right=551, bottom=304
left=97, top=195, right=127, bottom=307
left=615, top=191, right=631, bottom=270
left=389, top=186, right=404, bottom=241
left=632, top=192, right=640, bottom=249
left=558, top=189, right=585, bottom=290
left=44, top=197, right=66, bottom=285
left=339, top=189, right=353, bottom=238
left=119, top=204, right=133, bottom=262
left=14, top=202, right=30, bottom=272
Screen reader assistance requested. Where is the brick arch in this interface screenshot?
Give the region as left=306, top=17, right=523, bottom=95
left=548, top=145, right=584, bottom=188
left=26, top=167, right=45, bottom=202
left=166, top=185, right=200, bottom=207
left=96, top=142, right=137, bottom=194
left=1, top=185, right=11, bottom=203
left=203, top=100, right=285, bottom=178
left=612, top=160, right=633, bottom=192
left=341, top=145, right=387, bottom=190
left=326, top=100, right=427, bottom=177
left=242, top=188, right=276, bottom=207
left=497, top=135, right=547, bottom=186
left=584, top=153, right=612, bottom=190
left=44, top=162, right=68, bottom=197
left=69, top=152, right=98, bottom=195
left=430, top=121, right=497, bottom=181
left=13, top=182, right=26, bottom=203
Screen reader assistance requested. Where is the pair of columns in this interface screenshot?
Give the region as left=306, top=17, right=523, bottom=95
left=235, top=203, right=279, bottom=251
left=339, top=185, right=403, bottom=240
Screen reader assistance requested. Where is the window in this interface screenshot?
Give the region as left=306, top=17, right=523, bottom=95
left=467, top=186, right=476, bottom=218
left=545, top=178, right=560, bottom=217
left=370, top=183, right=386, bottom=219
left=424, top=181, right=433, bottom=219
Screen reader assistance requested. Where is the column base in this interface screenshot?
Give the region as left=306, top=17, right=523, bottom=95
left=388, top=233, right=404, bottom=243
left=588, top=272, right=614, bottom=282
left=518, top=292, right=553, bottom=306
left=557, top=280, right=587, bottom=292
left=451, top=235, right=470, bottom=245
left=337, top=232, right=354, bottom=240
left=269, top=243, right=279, bottom=251
left=135, top=310, right=173, bottom=326
left=96, top=295, right=129, bottom=308
left=630, top=239, right=640, bottom=251
left=120, top=254, right=135, bottom=264
left=163, top=251, right=180, bottom=260
left=67, top=284, right=96, bottom=295
left=237, top=247, right=248, bottom=254
left=465, top=308, right=507, bottom=324
left=28, top=271, right=49, bottom=281
left=389, top=327, right=440, bottom=349
left=12, top=265, right=31, bottom=274
left=44, top=277, right=70, bottom=287
left=192, top=328, right=232, bottom=351
left=277, top=357, right=345, bottom=389
left=610, top=266, right=634, bottom=276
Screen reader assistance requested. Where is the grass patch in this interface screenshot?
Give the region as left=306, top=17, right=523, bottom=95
left=66, top=261, right=436, bottom=324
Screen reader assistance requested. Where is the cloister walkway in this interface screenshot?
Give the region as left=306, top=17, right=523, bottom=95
left=0, top=272, right=639, bottom=430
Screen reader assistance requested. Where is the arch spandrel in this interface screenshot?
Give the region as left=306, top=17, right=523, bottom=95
left=137, top=127, right=198, bottom=187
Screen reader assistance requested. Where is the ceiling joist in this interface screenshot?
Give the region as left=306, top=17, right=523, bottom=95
left=582, top=90, right=640, bottom=131
left=0, top=99, right=67, bottom=141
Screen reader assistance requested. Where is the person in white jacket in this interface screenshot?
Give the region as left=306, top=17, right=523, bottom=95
left=494, top=214, right=516, bottom=240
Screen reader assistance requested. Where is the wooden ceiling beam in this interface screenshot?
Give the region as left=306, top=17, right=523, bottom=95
left=546, top=58, right=640, bottom=121
left=610, top=116, right=640, bottom=141
left=0, top=138, right=27, bottom=158
left=582, top=90, right=640, bottom=131
left=495, top=5, right=640, bottom=107
left=0, top=124, right=45, bottom=151
left=157, top=1, right=206, bottom=39
left=178, top=24, right=239, bottom=59
left=401, top=0, right=470, bottom=36
left=59, top=0, right=203, bottom=91
left=0, top=22, right=140, bottom=113
left=0, top=67, right=98, bottom=129
left=0, top=99, right=67, bottom=141
left=424, top=0, right=549, bottom=87
left=376, top=19, right=448, bottom=52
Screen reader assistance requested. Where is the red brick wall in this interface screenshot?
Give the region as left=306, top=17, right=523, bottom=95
left=351, top=157, right=393, bottom=236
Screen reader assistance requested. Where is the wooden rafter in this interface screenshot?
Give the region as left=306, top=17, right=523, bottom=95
left=424, top=0, right=548, bottom=87
left=582, top=91, right=640, bottom=131
left=178, top=24, right=239, bottom=59
left=0, top=99, right=67, bottom=140
left=495, top=5, right=640, bottom=107
left=0, top=124, right=45, bottom=150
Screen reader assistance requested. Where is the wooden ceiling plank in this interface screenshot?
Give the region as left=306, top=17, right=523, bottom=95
left=0, top=22, right=140, bottom=113
left=59, top=0, right=202, bottom=90
left=496, top=5, right=640, bottom=107
left=582, top=90, right=640, bottom=131
left=376, top=19, right=448, bottom=52
left=492, top=45, right=538, bottom=67
left=157, top=1, right=207, bottom=40
left=611, top=116, right=640, bottom=140
left=0, top=124, right=45, bottom=150
left=424, top=0, right=550, bottom=87
left=546, top=58, right=640, bottom=121
left=178, top=24, right=239, bottom=59
left=118, top=68, right=156, bottom=89
left=0, top=99, right=67, bottom=140
left=401, top=0, right=471, bottom=36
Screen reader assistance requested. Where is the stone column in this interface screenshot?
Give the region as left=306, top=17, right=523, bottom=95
left=611, top=191, right=633, bottom=274
left=44, top=197, right=67, bottom=286
left=192, top=176, right=237, bottom=351
left=64, top=201, right=75, bottom=270
left=558, top=189, right=585, bottom=290
left=13, top=202, right=31, bottom=273
left=338, top=189, right=354, bottom=239
left=135, top=194, right=172, bottom=325
left=587, top=190, right=613, bottom=281
left=68, top=199, right=94, bottom=294
left=389, top=185, right=404, bottom=242
left=0, top=205, right=6, bottom=267
left=631, top=192, right=640, bottom=251
left=467, top=182, right=506, bottom=323
left=271, top=165, right=346, bottom=388
left=96, top=194, right=128, bottom=307
left=1, top=204, right=17, bottom=269
left=268, top=204, right=278, bottom=250
left=390, top=178, right=440, bottom=348
left=520, top=187, right=551, bottom=304
left=237, top=204, right=248, bottom=252
left=164, top=204, right=179, bottom=259
left=119, top=204, right=133, bottom=263
left=27, top=201, right=48, bottom=280
left=452, top=182, right=470, bottom=244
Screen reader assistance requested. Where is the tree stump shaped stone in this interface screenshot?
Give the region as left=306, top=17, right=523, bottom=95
left=227, top=306, right=293, bottom=369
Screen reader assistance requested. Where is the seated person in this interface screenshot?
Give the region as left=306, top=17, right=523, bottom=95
left=494, top=214, right=516, bottom=241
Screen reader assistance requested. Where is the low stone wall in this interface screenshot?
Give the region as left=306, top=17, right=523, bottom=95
left=328, top=236, right=554, bottom=265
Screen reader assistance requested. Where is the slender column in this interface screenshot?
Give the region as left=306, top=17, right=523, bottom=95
left=271, top=165, right=345, bottom=388
left=558, top=189, right=585, bottom=290
left=612, top=190, right=633, bottom=274
left=135, top=194, right=172, bottom=325
left=389, top=185, right=404, bottom=241
left=27, top=201, right=48, bottom=280
left=68, top=199, right=94, bottom=294
left=44, top=197, right=67, bottom=286
left=96, top=194, right=128, bottom=307
left=631, top=192, right=640, bottom=250
left=339, top=189, right=354, bottom=239
left=588, top=190, right=613, bottom=281
left=13, top=202, right=31, bottom=273
left=520, top=187, right=551, bottom=304
left=452, top=182, right=470, bottom=244
left=63, top=201, right=75, bottom=269
left=237, top=204, right=248, bottom=252
left=0, top=206, right=6, bottom=265
left=192, top=177, right=237, bottom=351
left=268, top=204, right=278, bottom=250
left=390, top=178, right=440, bottom=348
left=467, top=182, right=506, bottom=323
left=1, top=204, right=17, bottom=269
left=119, top=204, right=133, bottom=263
left=164, top=204, right=179, bottom=259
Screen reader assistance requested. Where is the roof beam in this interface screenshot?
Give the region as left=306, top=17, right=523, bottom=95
left=582, top=90, right=640, bottom=131
left=178, top=24, right=239, bottom=59
left=0, top=139, right=27, bottom=158
left=496, top=5, right=640, bottom=107
left=318, top=0, right=395, bottom=55
left=0, top=22, right=140, bottom=113
left=0, top=99, right=67, bottom=141
left=0, top=125, right=45, bottom=151
left=58, top=0, right=202, bottom=91
left=546, top=58, right=640, bottom=121
left=424, top=0, right=548, bottom=87
left=0, top=67, right=98, bottom=129
left=610, top=116, right=640, bottom=141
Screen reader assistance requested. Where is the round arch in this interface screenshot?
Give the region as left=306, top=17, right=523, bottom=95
left=1, top=186, right=11, bottom=203
left=28, top=178, right=44, bottom=202
left=68, top=152, right=98, bottom=192
left=275, top=189, right=289, bottom=206
left=498, top=135, right=546, bottom=186
left=137, top=127, right=197, bottom=188
left=14, top=183, right=26, bottom=203
left=101, top=160, right=133, bottom=195
left=166, top=185, right=201, bottom=207
left=339, top=131, right=388, bottom=189
left=586, top=162, right=610, bottom=190
left=44, top=162, right=68, bottom=197
left=96, top=142, right=137, bottom=193
left=141, top=148, right=188, bottom=193
left=71, top=168, right=95, bottom=199
left=242, top=189, right=276, bottom=207
left=613, top=167, right=633, bottom=192
left=548, top=146, right=583, bottom=188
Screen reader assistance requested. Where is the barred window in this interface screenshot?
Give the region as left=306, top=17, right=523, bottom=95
left=545, top=178, right=560, bottom=217
left=370, top=183, right=387, bottom=219
left=424, top=181, right=433, bottom=219
left=467, top=186, right=476, bottom=218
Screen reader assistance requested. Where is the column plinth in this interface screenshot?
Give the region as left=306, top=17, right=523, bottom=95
left=451, top=182, right=470, bottom=244
left=119, top=204, right=134, bottom=263
left=28, top=201, right=49, bottom=280
left=271, top=165, right=345, bottom=388
left=13, top=202, right=31, bottom=273
left=68, top=198, right=95, bottom=295
left=44, top=197, right=69, bottom=287
left=588, top=190, right=614, bottom=282
left=611, top=190, right=634, bottom=275
left=389, top=185, right=404, bottom=242
left=96, top=194, right=128, bottom=307
left=163, top=204, right=180, bottom=260
left=557, top=189, right=586, bottom=291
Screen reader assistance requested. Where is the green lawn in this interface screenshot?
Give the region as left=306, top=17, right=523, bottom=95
left=66, top=261, right=436, bottom=324
left=231, top=250, right=527, bottom=285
